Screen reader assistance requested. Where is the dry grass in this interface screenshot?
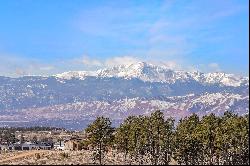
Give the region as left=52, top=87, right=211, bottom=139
left=0, top=150, right=177, bottom=165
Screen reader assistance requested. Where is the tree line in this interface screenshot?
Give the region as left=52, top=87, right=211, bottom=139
left=83, top=111, right=249, bottom=165
left=0, top=126, right=65, bottom=143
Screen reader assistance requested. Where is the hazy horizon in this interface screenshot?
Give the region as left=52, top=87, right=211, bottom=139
left=0, top=61, right=249, bottom=78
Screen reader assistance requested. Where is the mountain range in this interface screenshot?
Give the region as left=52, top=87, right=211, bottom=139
left=0, top=62, right=248, bottom=130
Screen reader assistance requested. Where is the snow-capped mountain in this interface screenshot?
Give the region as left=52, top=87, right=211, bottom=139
left=0, top=62, right=248, bottom=130
left=55, top=71, right=96, bottom=80
left=55, top=62, right=248, bottom=87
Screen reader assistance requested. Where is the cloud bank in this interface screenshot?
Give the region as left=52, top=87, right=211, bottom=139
left=0, top=53, right=228, bottom=78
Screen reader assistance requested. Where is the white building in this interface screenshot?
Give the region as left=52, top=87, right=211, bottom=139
left=54, top=141, right=65, bottom=150
left=22, top=142, right=37, bottom=150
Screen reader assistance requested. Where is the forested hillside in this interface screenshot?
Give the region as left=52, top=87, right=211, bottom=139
left=83, top=111, right=249, bottom=165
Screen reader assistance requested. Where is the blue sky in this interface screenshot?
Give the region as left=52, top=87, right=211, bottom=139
left=0, top=0, right=249, bottom=77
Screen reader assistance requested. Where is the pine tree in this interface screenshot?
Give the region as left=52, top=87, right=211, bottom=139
left=160, top=117, right=175, bottom=165
left=128, top=115, right=148, bottom=164
left=114, top=116, right=134, bottom=162
left=173, top=114, right=202, bottom=165
left=219, top=112, right=249, bottom=165
left=146, top=110, right=172, bottom=165
left=196, top=113, right=220, bottom=165
left=83, top=116, right=114, bottom=165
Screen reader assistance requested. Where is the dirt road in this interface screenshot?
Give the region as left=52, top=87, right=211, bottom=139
left=0, top=150, right=48, bottom=164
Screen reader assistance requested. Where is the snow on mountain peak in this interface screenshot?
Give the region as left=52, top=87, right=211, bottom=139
left=54, top=71, right=97, bottom=80
left=54, top=61, right=248, bottom=87
left=203, top=72, right=248, bottom=87
left=97, top=61, right=176, bottom=82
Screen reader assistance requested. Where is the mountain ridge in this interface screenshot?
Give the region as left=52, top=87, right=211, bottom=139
left=0, top=62, right=248, bottom=129
left=54, top=62, right=248, bottom=87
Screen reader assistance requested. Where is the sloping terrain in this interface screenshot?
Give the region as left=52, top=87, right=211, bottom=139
left=0, top=62, right=248, bottom=130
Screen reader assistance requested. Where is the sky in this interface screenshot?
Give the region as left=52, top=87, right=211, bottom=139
left=0, top=0, right=249, bottom=77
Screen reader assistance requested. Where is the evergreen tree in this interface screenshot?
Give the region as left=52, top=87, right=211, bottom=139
left=83, top=116, right=114, bottom=165
left=148, top=111, right=165, bottom=164
left=114, top=116, right=134, bottom=161
left=219, top=112, right=249, bottom=165
left=128, top=115, right=148, bottom=164
left=196, top=113, right=220, bottom=165
left=173, top=114, right=203, bottom=165
left=160, top=117, right=175, bottom=165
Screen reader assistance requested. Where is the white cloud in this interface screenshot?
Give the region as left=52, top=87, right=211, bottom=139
left=208, top=62, right=221, bottom=72
left=63, top=55, right=182, bottom=72
left=194, top=62, right=222, bottom=73
left=0, top=52, right=201, bottom=77
left=0, top=53, right=57, bottom=77
left=104, top=56, right=140, bottom=67
left=39, top=66, right=55, bottom=71
left=81, top=56, right=102, bottom=67
left=68, top=55, right=139, bottom=68
left=0, top=53, right=240, bottom=77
